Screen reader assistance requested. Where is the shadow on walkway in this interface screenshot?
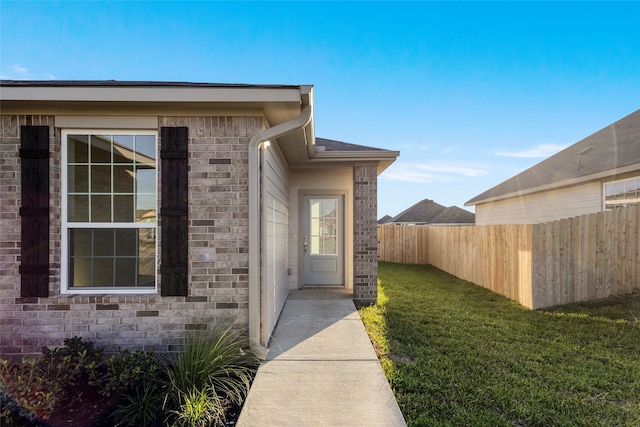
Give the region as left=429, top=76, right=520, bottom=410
left=237, top=289, right=406, bottom=426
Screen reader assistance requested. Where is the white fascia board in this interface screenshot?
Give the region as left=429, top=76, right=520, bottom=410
left=292, top=149, right=400, bottom=174
left=1, top=86, right=304, bottom=104
left=312, top=150, right=400, bottom=160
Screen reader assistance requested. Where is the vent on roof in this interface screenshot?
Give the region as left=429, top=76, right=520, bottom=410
left=577, top=146, right=592, bottom=169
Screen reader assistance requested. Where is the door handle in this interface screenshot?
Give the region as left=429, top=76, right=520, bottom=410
left=304, top=237, right=308, bottom=254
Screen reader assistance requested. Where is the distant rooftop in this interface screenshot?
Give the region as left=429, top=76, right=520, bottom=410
left=383, top=199, right=475, bottom=225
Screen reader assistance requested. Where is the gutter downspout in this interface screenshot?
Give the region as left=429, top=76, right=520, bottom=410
left=248, top=101, right=313, bottom=359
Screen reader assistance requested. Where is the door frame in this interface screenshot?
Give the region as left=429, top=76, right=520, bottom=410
left=297, top=189, right=350, bottom=289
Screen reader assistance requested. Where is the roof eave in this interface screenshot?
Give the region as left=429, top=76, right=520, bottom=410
left=313, top=150, right=400, bottom=174
left=0, top=84, right=304, bottom=104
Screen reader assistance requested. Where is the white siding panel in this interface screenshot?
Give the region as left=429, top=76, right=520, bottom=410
left=475, top=182, right=603, bottom=225
left=263, top=143, right=290, bottom=342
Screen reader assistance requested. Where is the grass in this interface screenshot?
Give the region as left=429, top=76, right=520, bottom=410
left=359, top=262, right=640, bottom=427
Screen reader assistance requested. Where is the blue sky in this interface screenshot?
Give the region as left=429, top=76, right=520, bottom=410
left=2, top=1, right=639, bottom=218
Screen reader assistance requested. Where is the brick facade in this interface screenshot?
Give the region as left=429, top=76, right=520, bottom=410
left=0, top=115, right=261, bottom=357
left=353, top=163, right=379, bottom=304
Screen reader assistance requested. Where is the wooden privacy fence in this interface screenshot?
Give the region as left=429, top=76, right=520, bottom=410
left=378, top=205, right=640, bottom=309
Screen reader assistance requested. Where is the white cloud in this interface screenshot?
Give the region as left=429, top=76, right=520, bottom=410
left=0, top=64, right=56, bottom=80
left=496, top=144, right=567, bottom=158
left=381, top=162, right=488, bottom=183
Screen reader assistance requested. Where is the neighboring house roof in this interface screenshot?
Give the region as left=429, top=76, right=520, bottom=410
left=378, top=215, right=393, bottom=224
left=466, top=109, right=640, bottom=206
left=387, top=199, right=475, bottom=224
left=430, top=206, right=476, bottom=224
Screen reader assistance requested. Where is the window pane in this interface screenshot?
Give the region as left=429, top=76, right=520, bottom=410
left=322, top=236, right=337, bottom=255
left=135, top=135, right=156, bottom=161
left=91, top=195, right=111, bottom=222
left=115, top=258, right=137, bottom=286
left=68, top=195, right=89, bottom=222
left=93, top=229, right=114, bottom=256
left=138, top=209, right=156, bottom=224
left=136, top=168, right=156, bottom=193
left=116, top=229, right=137, bottom=256
left=70, top=229, right=92, bottom=255
left=136, top=194, right=156, bottom=218
left=113, top=135, right=135, bottom=163
left=322, top=200, right=337, bottom=219
left=70, top=258, right=92, bottom=287
left=68, top=135, right=89, bottom=163
left=138, top=257, right=155, bottom=287
left=93, top=258, right=114, bottom=286
left=113, top=165, right=135, bottom=193
left=114, top=195, right=134, bottom=222
left=139, top=229, right=155, bottom=255
left=91, top=135, right=112, bottom=163
left=68, top=165, right=89, bottom=192
left=91, top=165, right=111, bottom=193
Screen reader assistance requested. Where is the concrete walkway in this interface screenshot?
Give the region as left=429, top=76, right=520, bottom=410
left=237, top=289, right=406, bottom=427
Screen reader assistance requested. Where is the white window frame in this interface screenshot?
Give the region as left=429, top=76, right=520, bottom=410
left=61, top=129, right=158, bottom=294
left=603, top=175, right=640, bottom=211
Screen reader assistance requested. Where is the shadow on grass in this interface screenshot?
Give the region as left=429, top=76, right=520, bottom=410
left=360, top=262, right=640, bottom=427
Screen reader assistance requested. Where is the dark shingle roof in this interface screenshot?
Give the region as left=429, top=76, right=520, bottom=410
left=388, top=199, right=475, bottom=224
left=315, top=137, right=389, bottom=152
left=378, top=215, right=393, bottom=224
left=391, top=199, right=447, bottom=223
left=466, top=109, right=640, bottom=205
left=431, top=206, right=476, bottom=224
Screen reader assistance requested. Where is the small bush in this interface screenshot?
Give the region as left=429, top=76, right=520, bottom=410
left=89, top=349, right=161, bottom=397
left=0, top=336, right=103, bottom=419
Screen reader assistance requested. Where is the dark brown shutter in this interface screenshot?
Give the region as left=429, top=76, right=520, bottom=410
left=160, top=127, right=188, bottom=296
left=19, top=126, right=49, bottom=297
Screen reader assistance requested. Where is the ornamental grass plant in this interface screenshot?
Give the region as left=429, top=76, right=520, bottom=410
left=360, top=262, right=640, bottom=427
left=160, top=324, right=259, bottom=427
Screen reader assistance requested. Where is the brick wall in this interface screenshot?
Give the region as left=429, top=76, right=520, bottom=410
left=353, top=163, right=378, bottom=304
left=0, top=115, right=262, bottom=357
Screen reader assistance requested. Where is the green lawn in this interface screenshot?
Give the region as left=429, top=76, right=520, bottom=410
left=359, top=262, right=640, bottom=427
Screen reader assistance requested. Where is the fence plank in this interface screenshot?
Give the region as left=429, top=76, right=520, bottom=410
left=378, top=206, right=639, bottom=309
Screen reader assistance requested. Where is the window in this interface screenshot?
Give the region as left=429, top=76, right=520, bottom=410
left=604, top=176, right=640, bottom=210
left=309, top=198, right=338, bottom=255
left=61, top=131, right=157, bottom=293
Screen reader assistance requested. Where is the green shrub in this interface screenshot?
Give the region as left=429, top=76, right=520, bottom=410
left=89, top=349, right=160, bottom=397
left=162, top=325, right=258, bottom=426
left=0, top=336, right=102, bottom=419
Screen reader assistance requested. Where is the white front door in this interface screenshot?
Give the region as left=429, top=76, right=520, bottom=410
left=302, top=195, right=344, bottom=286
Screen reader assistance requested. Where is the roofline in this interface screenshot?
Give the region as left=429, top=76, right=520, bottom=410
left=0, top=80, right=301, bottom=89
left=0, top=80, right=309, bottom=104
left=465, top=162, right=640, bottom=206
left=289, top=149, right=400, bottom=175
